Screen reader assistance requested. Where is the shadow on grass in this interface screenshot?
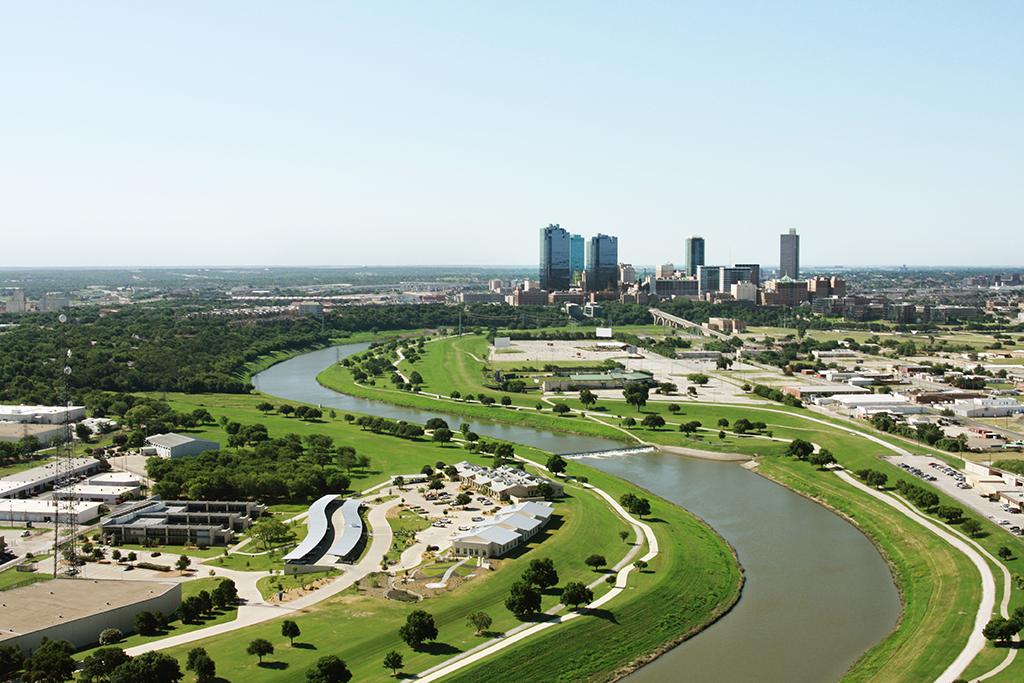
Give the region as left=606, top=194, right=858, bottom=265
left=640, top=517, right=666, bottom=524
left=576, top=607, right=618, bottom=624
left=258, top=661, right=289, bottom=670
left=418, top=642, right=462, bottom=656
left=476, top=630, right=505, bottom=638
left=292, top=642, right=317, bottom=650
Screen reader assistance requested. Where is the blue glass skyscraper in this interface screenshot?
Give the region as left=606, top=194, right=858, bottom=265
left=539, top=224, right=571, bottom=291
left=585, top=233, right=618, bottom=292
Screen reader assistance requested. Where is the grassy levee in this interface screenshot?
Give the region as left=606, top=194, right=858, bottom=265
left=155, top=461, right=741, bottom=682
left=316, top=363, right=630, bottom=441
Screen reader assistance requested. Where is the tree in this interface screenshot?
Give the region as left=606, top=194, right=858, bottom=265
left=521, top=557, right=558, bottom=589
left=641, top=414, right=665, bottom=430
left=383, top=650, right=404, bottom=677
left=305, top=655, right=352, bottom=683
left=466, top=611, right=493, bottom=634
left=961, top=519, right=983, bottom=537
left=278, top=404, right=294, bottom=417
left=808, top=448, right=836, bottom=469
left=866, top=470, right=888, bottom=489
left=185, top=649, right=215, bottom=683
left=98, top=628, right=123, bottom=646
left=553, top=403, right=571, bottom=416
left=619, top=530, right=629, bottom=543
left=687, top=373, right=710, bottom=386
left=0, top=644, right=24, bottom=681
left=983, top=616, right=1020, bottom=645
left=622, top=416, right=636, bottom=428
left=75, top=422, right=92, bottom=443
left=667, top=404, right=681, bottom=414
left=127, top=551, right=137, bottom=563
left=633, top=559, right=648, bottom=572
left=546, top=454, right=567, bottom=474
left=433, top=428, right=453, bottom=447
left=787, top=439, right=814, bottom=460
left=620, top=492, right=651, bottom=519
left=455, top=492, right=472, bottom=507
left=623, top=383, right=649, bottom=411
left=78, top=646, right=132, bottom=683
left=399, top=610, right=438, bottom=647
left=679, top=420, right=701, bottom=436
left=256, top=402, right=274, bottom=414
left=246, top=638, right=274, bottom=664
left=561, top=581, right=594, bottom=609
left=212, top=578, right=238, bottom=608
left=134, top=611, right=160, bottom=636
left=579, top=389, right=597, bottom=408
left=409, top=371, right=424, bottom=386
left=24, top=638, right=77, bottom=683
left=584, top=554, right=607, bottom=571
left=393, top=475, right=406, bottom=489
left=282, top=619, right=301, bottom=645
left=936, top=505, right=963, bottom=523
left=505, top=580, right=542, bottom=617
left=175, top=555, right=192, bottom=572
left=732, top=418, right=752, bottom=434
left=251, top=516, right=290, bottom=550
left=535, top=481, right=554, bottom=500
left=998, top=546, right=1013, bottom=561
left=108, top=651, right=182, bottom=683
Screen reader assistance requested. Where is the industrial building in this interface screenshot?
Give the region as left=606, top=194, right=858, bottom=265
left=0, top=579, right=181, bottom=654
left=144, top=433, right=220, bottom=459
left=0, top=458, right=104, bottom=499
left=0, top=405, right=86, bottom=425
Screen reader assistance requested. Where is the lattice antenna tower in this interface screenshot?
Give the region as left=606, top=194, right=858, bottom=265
left=52, top=313, right=81, bottom=578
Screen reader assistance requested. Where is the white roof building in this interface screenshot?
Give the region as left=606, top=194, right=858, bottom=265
left=451, top=500, right=554, bottom=558
left=145, top=433, right=220, bottom=459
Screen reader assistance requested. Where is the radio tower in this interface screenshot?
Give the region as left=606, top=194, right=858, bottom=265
left=52, top=314, right=81, bottom=578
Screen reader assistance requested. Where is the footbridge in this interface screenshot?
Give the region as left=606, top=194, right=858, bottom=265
left=649, top=308, right=732, bottom=341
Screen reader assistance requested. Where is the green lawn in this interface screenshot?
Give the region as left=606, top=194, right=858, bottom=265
left=255, top=569, right=339, bottom=600
left=0, top=569, right=53, bottom=592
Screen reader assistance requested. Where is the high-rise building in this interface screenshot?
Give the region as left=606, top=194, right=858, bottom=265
left=780, top=229, right=800, bottom=279
left=585, top=233, right=618, bottom=292
left=569, top=234, right=585, bottom=286
left=618, top=263, right=636, bottom=285
left=539, top=224, right=571, bottom=291
left=734, top=263, right=760, bottom=288
left=685, top=236, right=705, bottom=277
left=655, top=263, right=675, bottom=279
left=719, top=267, right=753, bottom=293
left=697, top=265, right=720, bottom=297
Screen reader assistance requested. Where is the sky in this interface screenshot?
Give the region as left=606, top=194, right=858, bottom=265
left=2, top=2, right=1022, bottom=269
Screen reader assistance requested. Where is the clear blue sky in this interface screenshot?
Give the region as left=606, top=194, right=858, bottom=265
left=2, top=2, right=1021, bottom=268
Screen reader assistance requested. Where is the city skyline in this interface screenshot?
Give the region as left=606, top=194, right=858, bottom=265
left=2, top=3, right=1022, bottom=269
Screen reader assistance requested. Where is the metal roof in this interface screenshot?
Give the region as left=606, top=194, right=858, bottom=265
left=283, top=494, right=336, bottom=562
left=327, top=498, right=363, bottom=558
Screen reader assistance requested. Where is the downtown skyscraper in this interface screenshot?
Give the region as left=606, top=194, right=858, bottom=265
left=685, top=236, right=705, bottom=277
left=585, top=233, right=618, bottom=292
left=780, top=229, right=800, bottom=279
left=539, top=224, right=571, bottom=291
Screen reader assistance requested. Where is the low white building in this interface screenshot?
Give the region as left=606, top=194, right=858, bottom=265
left=454, top=462, right=563, bottom=502
left=451, top=501, right=555, bottom=558
left=951, top=398, right=1024, bottom=418
left=145, top=433, right=220, bottom=459
left=0, top=499, right=102, bottom=524
left=0, top=458, right=103, bottom=499
left=0, top=405, right=86, bottom=424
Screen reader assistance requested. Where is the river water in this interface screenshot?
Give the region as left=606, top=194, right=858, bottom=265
left=254, top=344, right=901, bottom=683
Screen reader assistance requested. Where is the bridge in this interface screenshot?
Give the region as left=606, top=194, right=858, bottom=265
left=648, top=309, right=732, bottom=341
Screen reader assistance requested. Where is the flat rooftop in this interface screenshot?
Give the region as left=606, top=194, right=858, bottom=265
left=0, top=578, right=178, bottom=642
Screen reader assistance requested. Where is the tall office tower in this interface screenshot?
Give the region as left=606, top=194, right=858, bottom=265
left=697, top=265, right=721, bottom=297
left=685, top=236, right=705, bottom=277
left=618, top=263, right=636, bottom=285
left=780, top=229, right=800, bottom=279
left=585, top=233, right=619, bottom=292
left=569, top=234, right=585, bottom=286
left=539, top=224, right=571, bottom=291
left=734, top=263, right=760, bottom=287
left=719, top=267, right=753, bottom=293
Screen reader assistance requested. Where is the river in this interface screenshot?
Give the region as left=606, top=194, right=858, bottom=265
left=254, top=344, right=901, bottom=683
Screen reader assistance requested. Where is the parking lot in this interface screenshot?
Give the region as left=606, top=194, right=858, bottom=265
left=883, top=453, right=1024, bottom=537
left=391, top=479, right=504, bottom=563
